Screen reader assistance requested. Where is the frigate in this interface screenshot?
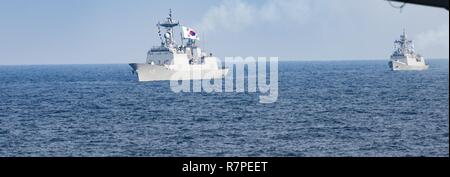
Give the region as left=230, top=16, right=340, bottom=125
left=130, top=10, right=228, bottom=81
left=389, top=30, right=429, bottom=71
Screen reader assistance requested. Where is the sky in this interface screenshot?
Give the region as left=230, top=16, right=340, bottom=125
left=0, top=0, right=448, bottom=65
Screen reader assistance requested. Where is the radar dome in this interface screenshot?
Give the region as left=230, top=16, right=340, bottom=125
left=164, top=32, right=171, bottom=39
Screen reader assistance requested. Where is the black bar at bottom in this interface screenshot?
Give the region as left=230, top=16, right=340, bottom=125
left=0, top=157, right=448, bottom=176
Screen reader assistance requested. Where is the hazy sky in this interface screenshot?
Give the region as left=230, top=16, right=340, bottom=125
left=0, top=0, right=448, bottom=65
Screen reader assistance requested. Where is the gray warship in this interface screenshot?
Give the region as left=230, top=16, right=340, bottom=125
left=130, top=10, right=228, bottom=81
left=389, top=30, right=429, bottom=71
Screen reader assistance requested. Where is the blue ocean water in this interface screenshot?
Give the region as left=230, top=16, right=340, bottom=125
left=0, top=60, right=448, bottom=157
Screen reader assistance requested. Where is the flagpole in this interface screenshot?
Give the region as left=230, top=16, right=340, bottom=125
left=180, top=31, right=184, bottom=48
left=203, top=32, right=206, bottom=52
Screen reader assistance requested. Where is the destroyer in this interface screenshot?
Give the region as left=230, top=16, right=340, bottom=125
left=389, top=30, right=429, bottom=71
left=129, top=10, right=228, bottom=81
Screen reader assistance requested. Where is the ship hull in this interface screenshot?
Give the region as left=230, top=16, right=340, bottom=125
left=389, top=61, right=429, bottom=71
left=129, top=63, right=229, bottom=82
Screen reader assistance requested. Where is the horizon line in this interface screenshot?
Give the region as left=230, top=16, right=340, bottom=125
left=0, top=58, right=448, bottom=66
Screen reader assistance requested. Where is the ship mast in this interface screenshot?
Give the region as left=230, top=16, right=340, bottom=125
left=393, top=29, right=415, bottom=56
left=157, top=9, right=179, bottom=48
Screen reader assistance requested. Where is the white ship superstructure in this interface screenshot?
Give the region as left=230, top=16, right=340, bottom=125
left=389, top=30, right=429, bottom=71
left=130, top=10, right=228, bottom=81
